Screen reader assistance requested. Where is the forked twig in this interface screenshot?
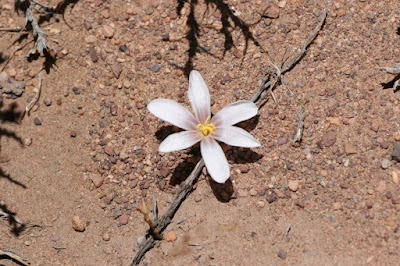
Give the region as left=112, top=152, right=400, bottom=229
left=131, top=10, right=327, bottom=265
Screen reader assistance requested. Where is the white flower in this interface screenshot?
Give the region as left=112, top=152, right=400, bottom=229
left=147, top=70, right=260, bottom=183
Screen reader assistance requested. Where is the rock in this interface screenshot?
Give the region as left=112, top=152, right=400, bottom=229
left=277, top=136, right=287, bottom=145
left=260, top=3, right=280, bottom=19
left=326, top=117, right=341, bottom=126
left=0, top=154, right=10, bottom=163
left=391, top=141, right=400, bottom=162
left=72, top=215, right=86, bottom=232
left=90, top=173, right=104, bottom=188
left=102, top=232, right=111, bottom=241
left=392, top=171, right=399, bottom=184
left=332, top=202, right=342, bottom=210
left=0, top=71, right=9, bottom=83
left=256, top=201, right=265, bottom=208
left=375, top=182, right=386, bottom=193
left=44, top=98, right=52, bottom=106
left=34, top=118, right=42, bottom=126
left=102, top=25, right=115, bottom=38
left=344, top=142, right=358, bottom=154
left=240, top=165, right=249, bottom=173
left=249, top=188, right=258, bottom=196
left=371, top=121, right=380, bottom=132
left=111, top=64, right=123, bottom=79
left=381, top=159, right=392, bottom=169
left=237, top=189, right=248, bottom=197
left=288, top=180, right=299, bottom=192
left=118, top=213, right=129, bottom=225
left=24, top=137, right=32, bottom=146
left=166, top=231, right=177, bottom=242
left=277, top=250, right=287, bottom=260
left=70, top=130, right=77, bottom=137
left=2, top=81, right=25, bottom=96
left=266, top=192, right=277, bottom=203
left=85, top=35, right=97, bottom=44
left=89, top=46, right=98, bottom=62
left=149, top=64, right=161, bottom=72
left=322, top=131, right=336, bottom=147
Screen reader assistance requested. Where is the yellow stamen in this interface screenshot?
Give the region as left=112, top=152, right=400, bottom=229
left=197, top=116, right=216, bottom=136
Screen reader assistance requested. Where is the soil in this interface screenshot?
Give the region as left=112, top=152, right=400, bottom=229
left=1, top=0, right=400, bottom=265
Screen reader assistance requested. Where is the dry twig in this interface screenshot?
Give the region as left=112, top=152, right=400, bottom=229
left=0, top=249, right=30, bottom=265
left=131, top=10, right=327, bottom=265
left=25, top=73, right=42, bottom=115
left=293, top=107, right=306, bottom=143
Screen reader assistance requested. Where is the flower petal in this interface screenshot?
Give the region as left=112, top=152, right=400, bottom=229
left=147, top=99, right=198, bottom=131
left=159, top=131, right=202, bottom=153
left=188, top=70, right=211, bottom=124
left=213, top=126, right=261, bottom=148
left=200, top=137, right=230, bottom=183
left=211, top=100, right=258, bottom=127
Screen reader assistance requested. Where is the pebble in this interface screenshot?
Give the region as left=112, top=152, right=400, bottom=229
left=288, top=180, right=299, bottom=192
left=392, top=171, right=399, bottom=184
left=24, top=137, right=32, bottom=146
left=89, top=46, right=98, bottom=62
left=72, top=215, right=86, bottom=232
left=277, top=250, right=287, bottom=260
left=256, top=201, right=265, bottom=208
left=85, top=35, right=97, bottom=44
left=332, top=202, right=342, bottom=210
left=322, top=131, right=336, bottom=147
left=111, top=64, right=123, bottom=79
left=72, top=87, right=80, bottom=95
left=381, top=159, right=392, bottom=169
left=34, top=118, right=42, bottom=125
left=391, top=141, right=400, bottom=162
left=102, top=232, right=111, bottom=241
left=249, top=188, right=258, bottom=196
left=277, top=136, right=287, bottom=145
left=70, top=130, right=77, bottom=138
left=266, top=192, right=277, bottom=203
left=44, top=98, right=52, bottom=106
left=137, top=236, right=145, bottom=245
left=102, top=25, right=115, bottom=38
left=118, top=213, right=129, bottom=225
left=370, top=121, right=380, bottom=132
left=90, top=173, right=104, bottom=187
left=240, top=165, right=249, bottom=173
left=237, top=189, right=248, bottom=197
left=149, top=64, right=161, bottom=72
left=260, top=3, right=280, bottom=19
left=344, top=142, right=358, bottom=154
left=166, top=231, right=177, bottom=242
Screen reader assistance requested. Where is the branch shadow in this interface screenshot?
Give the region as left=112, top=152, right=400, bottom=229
left=175, top=0, right=261, bottom=77
left=0, top=98, right=26, bottom=189
left=0, top=202, right=26, bottom=236
left=381, top=74, right=400, bottom=92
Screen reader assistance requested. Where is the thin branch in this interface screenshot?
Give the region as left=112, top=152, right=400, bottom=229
left=25, top=73, right=42, bottom=115
left=0, top=249, right=30, bottom=265
left=293, top=107, right=305, bottom=143
left=131, top=10, right=327, bottom=265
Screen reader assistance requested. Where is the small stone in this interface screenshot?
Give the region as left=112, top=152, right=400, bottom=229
left=332, top=202, right=342, bottom=210
left=237, top=189, right=248, bottom=197
left=24, top=137, right=32, bottom=146
left=326, top=117, right=341, bottom=126
left=322, top=131, right=336, bottom=147
left=111, top=64, right=123, bottom=79
left=137, top=236, right=145, bottom=245
left=102, top=25, right=115, bottom=38
left=43, top=98, right=52, bottom=106
left=123, top=79, right=131, bottom=89
left=240, top=165, right=249, bottom=173
left=149, top=64, right=161, bottom=72
left=344, top=142, right=358, bottom=154
left=72, top=87, right=80, bottom=95
left=0, top=71, right=9, bottom=83
left=89, top=46, right=98, bottom=62
left=90, top=173, right=104, bottom=188
left=70, top=130, right=77, bottom=137
left=102, top=232, right=111, bottom=241
left=277, top=250, right=287, bottom=260
left=371, top=121, right=380, bottom=132
left=166, top=231, right=177, bottom=242
left=391, top=141, right=400, bottom=162
left=392, top=171, right=399, bottom=184
left=118, top=213, right=129, bottom=225
left=381, top=159, right=392, bottom=169
left=260, top=3, right=280, bottom=19
left=256, top=201, right=265, bottom=208
left=288, top=180, right=299, bottom=192
left=249, top=188, right=258, bottom=196
left=85, top=35, right=97, bottom=44
left=72, top=215, right=86, bottom=232
left=34, top=118, right=42, bottom=125
left=375, top=182, right=386, bottom=193
left=277, top=136, right=287, bottom=145
left=266, top=192, right=277, bottom=203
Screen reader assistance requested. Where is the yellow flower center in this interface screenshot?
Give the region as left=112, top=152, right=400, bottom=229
left=197, top=117, right=216, bottom=136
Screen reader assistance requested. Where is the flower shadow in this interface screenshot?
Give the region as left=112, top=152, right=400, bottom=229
left=209, top=178, right=233, bottom=202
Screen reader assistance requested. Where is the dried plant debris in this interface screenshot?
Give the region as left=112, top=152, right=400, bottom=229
left=14, top=0, right=52, bottom=55
left=0, top=81, right=25, bottom=97
left=381, top=62, right=400, bottom=91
